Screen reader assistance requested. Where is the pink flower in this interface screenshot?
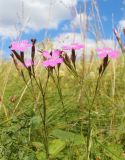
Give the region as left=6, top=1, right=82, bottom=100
left=62, top=43, right=84, bottom=50
left=42, top=50, right=63, bottom=67
left=11, top=40, right=32, bottom=52
left=96, top=48, right=118, bottom=59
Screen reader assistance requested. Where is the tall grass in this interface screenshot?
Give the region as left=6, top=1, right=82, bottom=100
left=0, top=0, right=125, bottom=159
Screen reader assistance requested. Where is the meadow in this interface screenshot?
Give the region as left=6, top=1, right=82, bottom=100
left=0, top=0, right=125, bottom=160
left=0, top=38, right=125, bottom=160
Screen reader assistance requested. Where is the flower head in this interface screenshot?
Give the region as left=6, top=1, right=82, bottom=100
left=11, top=40, right=32, bottom=52
left=42, top=50, right=63, bottom=67
left=96, top=48, right=118, bottom=59
left=62, top=43, right=84, bottom=50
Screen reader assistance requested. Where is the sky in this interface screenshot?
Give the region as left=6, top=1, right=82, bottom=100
left=0, top=0, right=125, bottom=58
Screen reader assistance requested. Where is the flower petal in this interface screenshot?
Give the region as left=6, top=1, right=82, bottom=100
left=98, top=53, right=107, bottom=59
left=56, top=58, right=63, bottom=64
left=11, top=40, right=32, bottom=52
left=42, top=58, right=63, bottom=68
left=42, top=60, right=50, bottom=67
left=42, top=51, right=52, bottom=58
left=108, top=51, right=118, bottom=59
left=52, top=50, right=61, bottom=58
left=97, top=47, right=118, bottom=60
left=49, top=59, right=58, bottom=67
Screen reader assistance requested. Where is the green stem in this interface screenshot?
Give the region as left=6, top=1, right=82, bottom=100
left=52, top=69, right=68, bottom=124
left=33, top=73, right=50, bottom=159
left=50, top=68, right=73, bottom=158
left=87, top=75, right=101, bottom=160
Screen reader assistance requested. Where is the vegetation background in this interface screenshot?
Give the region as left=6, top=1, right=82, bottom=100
left=0, top=0, right=125, bottom=159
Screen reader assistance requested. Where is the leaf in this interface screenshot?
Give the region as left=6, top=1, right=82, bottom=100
left=49, top=139, right=65, bottom=157
left=51, top=129, right=85, bottom=145
left=30, top=116, right=42, bottom=129
left=0, top=158, right=6, bottom=160
left=36, top=151, right=46, bottom=160
left=106, top=143, right=124, bottom=160
left=35, top=140, right=65, bottom=159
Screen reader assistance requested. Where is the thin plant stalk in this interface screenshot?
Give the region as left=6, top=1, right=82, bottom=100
left=33, top=71, right=50, bottom=159
left=110, top=60, right=116, bottom=133
left=87, top=74, right=101, bottom=160
left=13, top=62, right=50, bottom=159
left=50, top=68, right=74, bottom=158
left=54, top=68, right=68, bottom=124
left=12, top=59, right=42, bottom=114
left=1, top=61, right=13, bottom=119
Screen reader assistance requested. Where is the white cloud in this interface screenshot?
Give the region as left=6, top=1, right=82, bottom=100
left=59, top=0, right=77, bottom=7
left=53, top=32, right=83, bottom=49
left=118, top=20, right=125, bottom=30
left=71, top=13, right=91, bottom=29
left=0, top=0, right=77, bottom=38
left=97, top=39, right=116, bottom=49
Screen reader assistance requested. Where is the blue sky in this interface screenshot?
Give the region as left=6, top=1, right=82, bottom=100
left=0, top=0, right=125, bottom=57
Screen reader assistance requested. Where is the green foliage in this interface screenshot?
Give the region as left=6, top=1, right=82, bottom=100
left=49, top=139, right=65, bottom=157
left=51, top=129, right=85, bottom=145
left=1, top=60, right=125, bottom=159
left=106, top=143, right=124, bottom=160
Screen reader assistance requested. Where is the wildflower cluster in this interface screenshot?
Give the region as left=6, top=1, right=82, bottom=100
left=9, top=38, right=119, bottom=160
left=10, top=38, right=119, bottom=79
